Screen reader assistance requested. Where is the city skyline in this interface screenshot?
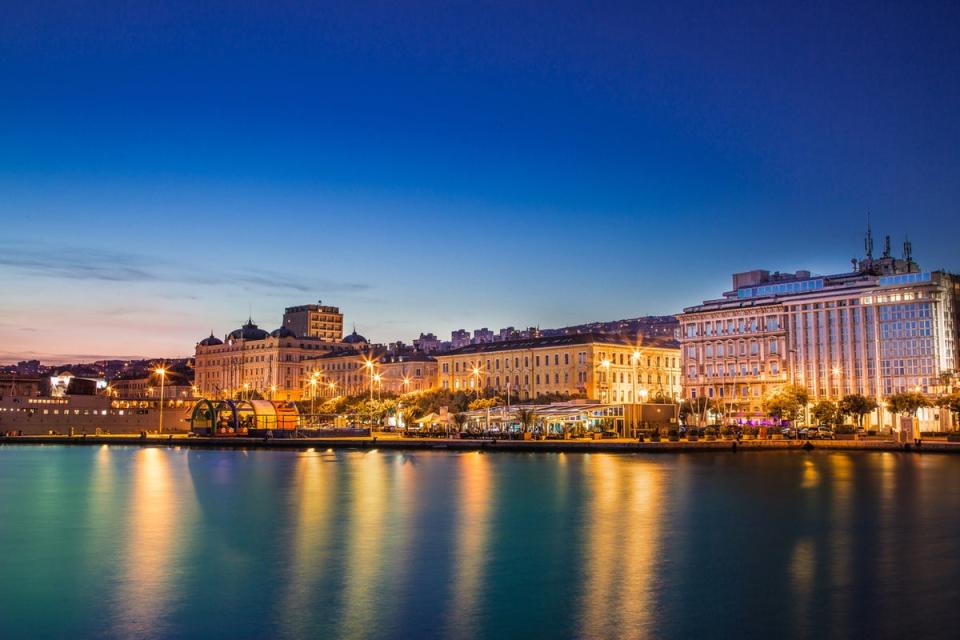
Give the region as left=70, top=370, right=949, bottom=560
left=2, top=1, right=959, bottom=362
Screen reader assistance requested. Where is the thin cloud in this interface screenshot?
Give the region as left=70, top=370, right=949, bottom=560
left=0, top=243, right=371, bottom=294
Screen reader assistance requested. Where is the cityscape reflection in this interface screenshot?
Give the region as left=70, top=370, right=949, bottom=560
left=2, top=447, right=960, bottom=639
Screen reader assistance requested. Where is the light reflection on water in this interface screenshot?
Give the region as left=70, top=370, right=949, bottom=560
left=1, top=446, right=960, bottom=639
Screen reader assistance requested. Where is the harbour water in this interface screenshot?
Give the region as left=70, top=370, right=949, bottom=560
left=1, top=445, right=959, bottom=639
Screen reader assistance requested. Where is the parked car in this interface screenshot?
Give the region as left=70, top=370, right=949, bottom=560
left=781, top=427, right=799, bottom=438
left=815, top=426, right=835, bottom=439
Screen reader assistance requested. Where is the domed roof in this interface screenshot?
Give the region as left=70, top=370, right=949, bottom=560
left=271, top=326, right=297, bottom=338
left=199, top=332, right=223, bottom=346
left=227, top=319, right=269, bottom=341
left=343, top=330, right=368, bottom=344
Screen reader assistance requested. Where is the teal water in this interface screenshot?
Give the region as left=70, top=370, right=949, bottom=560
left=1, top=446, right=959, bottom=639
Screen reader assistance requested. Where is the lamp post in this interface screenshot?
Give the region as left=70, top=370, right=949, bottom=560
left=471, top=366, right=482, bottom=399
left=155, top=366, right=167, bottom=435
left=373, top=373, right=382, bottom=400
left=600, top=359, right=611, bottom=404
left=364, top=359, right=375, bottom=401
left=309, top=376, right=318, bottom=425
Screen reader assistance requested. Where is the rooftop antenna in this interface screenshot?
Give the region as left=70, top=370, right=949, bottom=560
left=904, top=235, right=913, bottom=263
left=883, top=235, right=891, bottom=258
left=864, top=212, right=874, bottom=260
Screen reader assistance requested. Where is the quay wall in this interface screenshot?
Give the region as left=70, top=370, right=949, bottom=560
left=2, top=434, right=958, bottom=454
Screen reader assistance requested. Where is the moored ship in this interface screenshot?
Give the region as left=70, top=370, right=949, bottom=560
left=0, top=394, right=193, bottom=435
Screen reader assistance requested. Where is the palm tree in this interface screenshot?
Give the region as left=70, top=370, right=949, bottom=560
left=452, top=412, right=468, bottom=436
left=516, top=408, right=536, bottom=435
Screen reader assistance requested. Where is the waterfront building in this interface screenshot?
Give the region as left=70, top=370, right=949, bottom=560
left=194, top=318, right=348, bottom=401
left=678, top=232, right=960, bottom=430
left=305, top=345, right=437, bottom=398
left=281, top=301, right=344, bottom=341
left=434, top=333, right=681, bottom=402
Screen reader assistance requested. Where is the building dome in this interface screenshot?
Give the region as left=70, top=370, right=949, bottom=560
left=199, top=333, right=223, bottom=346
left=270, top=326, right=297, bottom=339
left=227, top=320, right=269, bottom=341
left=343, top=330, right=368, bottom=345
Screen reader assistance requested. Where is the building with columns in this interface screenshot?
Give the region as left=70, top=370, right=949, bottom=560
left=678, top=233, right=959, bottom=430
left=193, top=318, right=358, bottom=401
left=434, top=333, right=681, bottom=403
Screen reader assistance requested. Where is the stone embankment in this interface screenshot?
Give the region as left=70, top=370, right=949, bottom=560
left=2, top=434, right=958, bottom=454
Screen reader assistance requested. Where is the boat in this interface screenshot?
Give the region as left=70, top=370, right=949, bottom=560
left=0, top=393, right=193, bottom=435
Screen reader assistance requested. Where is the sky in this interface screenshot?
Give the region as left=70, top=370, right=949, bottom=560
left=1, top=1, right=958, bottom=363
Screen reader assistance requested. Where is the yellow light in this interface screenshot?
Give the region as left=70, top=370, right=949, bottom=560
left=831, top=367, right=841, bottom=376
left=155, top=366, right=167, bottom=377
left=601, top=359, right=611, bottom=368
left=632, top=351, right=641, bottom=361
left=328, top=383, right=336, bottom=390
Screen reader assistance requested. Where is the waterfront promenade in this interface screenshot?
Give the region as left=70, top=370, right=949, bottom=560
left=2, top=432, right=958, bottom=454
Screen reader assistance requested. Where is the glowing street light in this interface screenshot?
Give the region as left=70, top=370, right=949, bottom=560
left=471, top=365, right=482, bottom=398
left=155, top=366, right=167, bottom=434
left=309, top=377, right=318, bottom=420
left=363, top=359, right=377, bottom=401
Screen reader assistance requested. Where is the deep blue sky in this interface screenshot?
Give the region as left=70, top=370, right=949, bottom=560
left=1, top=1, right=958, bottom=362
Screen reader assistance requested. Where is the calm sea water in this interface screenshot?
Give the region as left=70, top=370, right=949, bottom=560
left=1, top=445, right=959, bottom=639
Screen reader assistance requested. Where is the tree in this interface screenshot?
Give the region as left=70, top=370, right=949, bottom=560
left=679, top=397, right=715, bottom=426
left=838, top=394, right=879, bottom=429
left=764, top=385, right=809, bottom=423
left=936, top=392, right=960, bottom=430
left=811, top=399, right=840, bottom=427
left=516, top=408, right=537, bottom=433
left=468, top=397, right=499, bottom=411
left=886, top=391, right=930, bottom=417
left=452, top=412, right=468, bottom=434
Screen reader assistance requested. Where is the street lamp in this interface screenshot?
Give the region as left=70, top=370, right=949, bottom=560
left=600, top=359, right=611, bottom=404
left=471, top=366, right=482, bottom=398
left=242, top=382, right=250, bottom=401
left=364, top=359, right=375, bottom=401
left=154, top=366, right=167, bottom=435
left=373, top=373, right=382, bottom=400
left=309, top=376, right=318, bottom=424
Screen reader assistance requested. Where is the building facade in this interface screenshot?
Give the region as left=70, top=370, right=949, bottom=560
left=281, top=302, right=344, bottom=342
left=306, top=347, right=437, bottom=398
left=679, top=236, right=959, bottom=429
left=194, top=320, right=343, bottom=401
left=434, top=333, right=681, bottom=403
